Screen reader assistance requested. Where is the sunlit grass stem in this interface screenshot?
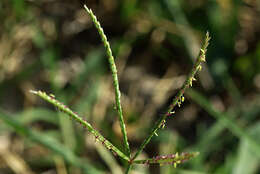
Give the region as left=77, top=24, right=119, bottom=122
left=84, top=5, right=131, bottom=157
left=131, top=32, right=210, bottom=161
left=30, top=90, right=130, bottom=161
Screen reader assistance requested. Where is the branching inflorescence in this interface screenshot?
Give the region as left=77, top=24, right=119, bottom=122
left=30, top=4, right=210, bottom=174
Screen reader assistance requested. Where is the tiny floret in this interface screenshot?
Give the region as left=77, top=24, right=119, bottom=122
left=181, top=96, right=185, bottom=102
left=201, top=55, right=206, bottom=62
left=198, top=64, right=202, bottom=71
left=29, top=90, right=38, bottom=94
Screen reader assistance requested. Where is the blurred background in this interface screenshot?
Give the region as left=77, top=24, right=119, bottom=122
left=0, top=0, right=259, bottom=174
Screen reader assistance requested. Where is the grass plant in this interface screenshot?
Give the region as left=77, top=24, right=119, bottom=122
left=1, top=1, right=259, bottom=174
left=29, top=4, right=210, bottom=173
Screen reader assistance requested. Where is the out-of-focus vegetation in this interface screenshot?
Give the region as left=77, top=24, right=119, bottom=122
left=0, top=0, right=259, bottom=174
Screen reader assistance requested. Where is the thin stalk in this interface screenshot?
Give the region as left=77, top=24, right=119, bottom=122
left=125, top=164, right=132, bottom=174
left=84, top=5, right=131, bottom=157
left=30, top=90, right=130, bottom=162
left=131, top=32, right=210, bottom=161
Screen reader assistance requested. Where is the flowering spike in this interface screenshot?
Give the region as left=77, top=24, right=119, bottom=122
left=133, top=152, right=199, bottom=166
left=30, top=90, right=130, bottom=162
left=84, top=4, right=130, bottom=157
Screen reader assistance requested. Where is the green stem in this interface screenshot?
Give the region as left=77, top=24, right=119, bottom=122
left=125, top=164, right=132, bottom=174
left=84, top=4, right=131, bottom=157
left=30, top=90, right=130, bottom=161
left=131, top=32, right=210, bottom=161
